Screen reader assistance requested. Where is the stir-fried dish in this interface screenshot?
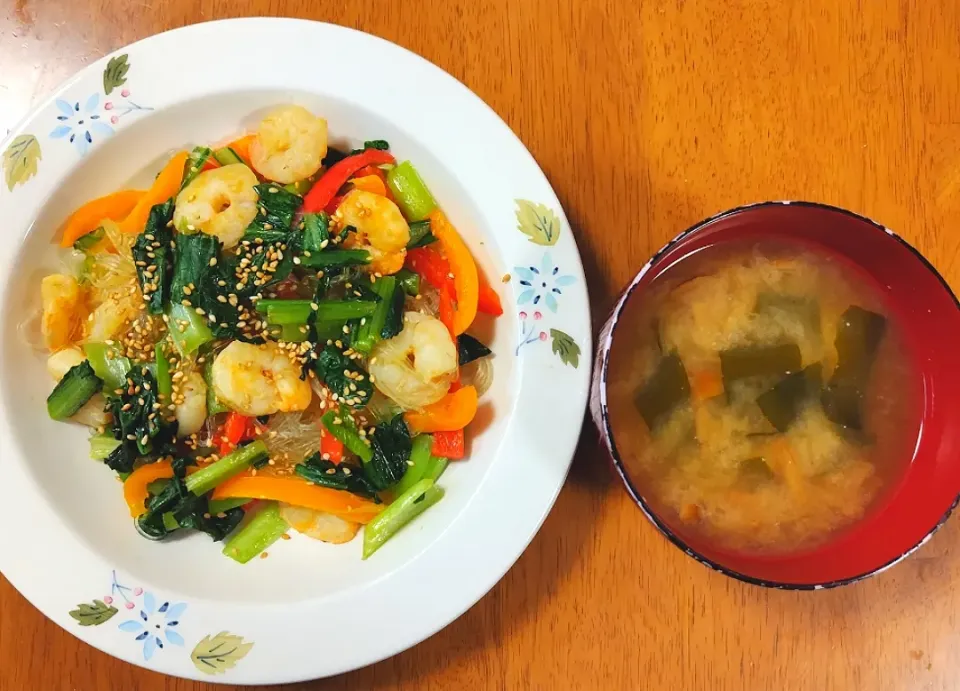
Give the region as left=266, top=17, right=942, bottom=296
left=37, top=105, right=504, bottom=563
left=606, top=247, right=920, bottom=554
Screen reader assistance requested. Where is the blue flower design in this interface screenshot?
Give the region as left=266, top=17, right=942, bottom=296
left=49, top=94, right=113, bottom=155
left=118, top=592, right=186, bottom=661
left=514, top=253, right=576, bottom=313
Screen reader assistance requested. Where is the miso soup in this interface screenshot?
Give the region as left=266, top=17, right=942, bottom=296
left=606, top=242, right=921, bottom=555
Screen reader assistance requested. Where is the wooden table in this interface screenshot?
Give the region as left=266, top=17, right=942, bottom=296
left=3, top=1, right=960, bottom=689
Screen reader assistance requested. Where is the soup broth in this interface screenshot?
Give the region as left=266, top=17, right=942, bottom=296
left=606, top=242, right=921, bottom=555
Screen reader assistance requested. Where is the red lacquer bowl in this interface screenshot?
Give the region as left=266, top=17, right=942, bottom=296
left=591, top=201, right=960, bottom=588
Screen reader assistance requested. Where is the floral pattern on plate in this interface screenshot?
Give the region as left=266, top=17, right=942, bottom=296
left=513, top=200, right=581, bottom=368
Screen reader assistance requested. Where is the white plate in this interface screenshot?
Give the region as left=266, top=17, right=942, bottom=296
left=0, top=18, right=590, bottom=684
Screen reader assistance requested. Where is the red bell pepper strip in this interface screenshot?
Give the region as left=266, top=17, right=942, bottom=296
left=407, top=247, right=457, bottom=335
left=302, top=149, right=396, bottom=214
left=324, top=193, right=345, bottom=214
left=218, top=412, right=252, bottom=457
left=432, top=430, right=465, bottom=459
left=476, top=270, right=503, bottom=316
left=320, top=427, right=345, bottom=464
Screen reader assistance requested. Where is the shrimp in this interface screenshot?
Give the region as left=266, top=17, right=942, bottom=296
left=337, top=189, right=410, bottom=275
left=211, top=341, right=312, bottom=417
left=279, top=504, right=360, bottom=544
left=41, top=274, right=84, bottom=351
left=249, top=105, right=328, bottom=184
left=173, top=164, right=259, bottom=249
left=174, top=371, right=208, bottom=437
left=368, top=312, right=458, bottom=410
left=46, top=347, right=110, bottom=427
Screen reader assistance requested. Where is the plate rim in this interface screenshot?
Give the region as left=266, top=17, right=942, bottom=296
left=0, top=17, right=592, bottom=683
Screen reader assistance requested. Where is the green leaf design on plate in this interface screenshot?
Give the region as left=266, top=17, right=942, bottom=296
left=191, top=631, right=254, bottom=675
left=550, top=329, right=580, bottom=368
left=68, top=600, right=118, bottom=626
left=515, top=199, right=560, bottom=246
left=103, top=54, right=130, bottom=95
left=3, top=134, right=41, bottom=191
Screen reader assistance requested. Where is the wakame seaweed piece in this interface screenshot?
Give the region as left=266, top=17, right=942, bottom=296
left=248, top=183, right=303, bottom=233
left=737, top=457, right=775, bottom=488
left=457, top=334, right=492, bottom=366
left=756, top=363, right=823, bottom=433
left=719, top=343, right=802, bottom=386
left=821, top=306, right=887, bottom=430
left=755, top=293, right=821, bottom=333
left=132, top=200, right=175, bottom=314
left=635, top=353, right=691, bottom=430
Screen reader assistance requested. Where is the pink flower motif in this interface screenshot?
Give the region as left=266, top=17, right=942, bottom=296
left=104, top=102, right=114, bottom=110
left=103, top=596, right=113, bottom=605
left=133, top=587, right=143, bottom=596
left=121, top=88, right=130, bottom=98
left=534, top=311, right=542, bottom=321
left=519, top=311, right=527, bottom=320
left=110, top=115, right=119, bottom=125
left=125, top=602, right=135, bottom=610
left=538, top=331, right=547, bottom=341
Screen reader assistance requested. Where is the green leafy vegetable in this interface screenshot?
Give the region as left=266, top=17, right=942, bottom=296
left=89, top=434, right=122, bottom=461
left=181, top=146, right=215, bottom=189
left=352, top=276, right=399, bottom=354
left=457, top=334, right=492, bottom=366
left=365, top=414, right=412, bottom=491
left=406, top=220, right=437, bottom=249
left=396, top=268, right=420, bottom=296
left=295, top=454, right=381, bottom=502
left=349, top=139, right=390, bottom=154
left=73, top=226, right=105, bottom=252
left=298, top=249, right=371, bottom=268
left=248, top=183, right=302, bottom=234
left=83, top=342, right=132, bottom=392
left=320, top=409, right=373, bottom=462
left=171, top=232, right=219, bottom=304
left=47, top=361, right=102, bottom=420
left=132, top=200, right=175, bottom=314
left=362, top=479, right=444, bottom=559
left=302, top=212, right=330, bottom=253
left=313, top=345, right=373, bottom=408
left=106, top=365, right=178, bottom=457
left=222, top=501, right=288, bottom=564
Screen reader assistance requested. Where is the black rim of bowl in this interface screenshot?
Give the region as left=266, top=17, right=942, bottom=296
left=595, top=200, right=960, bottom=590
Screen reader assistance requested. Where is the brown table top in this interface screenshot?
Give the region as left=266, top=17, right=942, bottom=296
left=3, top=1, right=960, bottom=689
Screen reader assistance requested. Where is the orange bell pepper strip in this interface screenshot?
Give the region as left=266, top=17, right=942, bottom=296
left=429, top=210, right=478, bottom=335
left=212, top=474, right=383, bottom=524
left=405, top=385, right=478, bottom=433
left=349, top=174, right=388, bottom=197
left=432, top=429, right=465, bottom=459
left=226, top=134, right=256, bottom=166
left=119, top=151, right=189, bottom=234
left=123, top=460, right=175, bottom=517
left=60, top=189, right=145, bottom=247
left=476, top=268, right=504, bottom=316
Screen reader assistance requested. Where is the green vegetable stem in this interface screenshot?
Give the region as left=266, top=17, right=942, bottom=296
left=362, top=479, right=445, bottom=559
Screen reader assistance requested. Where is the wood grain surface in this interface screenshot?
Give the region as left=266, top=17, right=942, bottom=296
left=3, top=1, right=960, bottom=689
